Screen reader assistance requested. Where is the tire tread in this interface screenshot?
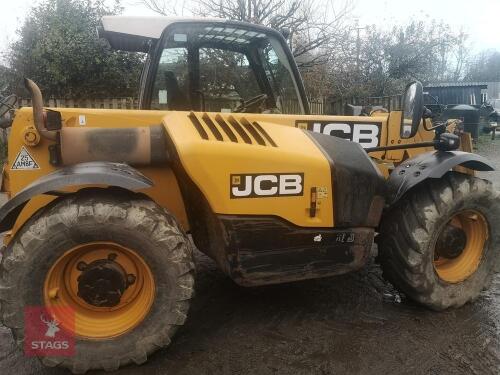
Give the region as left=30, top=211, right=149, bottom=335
left=0, top=188, right=195, bottom=373
left=378, top=172, right=500, bottom=310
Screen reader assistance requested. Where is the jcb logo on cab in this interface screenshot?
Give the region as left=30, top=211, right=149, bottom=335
left=230, top=173, right=304, bottom=198
left=297, top=120, right=381, bottom=148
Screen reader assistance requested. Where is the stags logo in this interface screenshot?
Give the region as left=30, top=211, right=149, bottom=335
left=230, top=173, right=304, bottom=198
left=24, top=306, right=75, bottom=357
left=40, top=313, right=60, bottom=338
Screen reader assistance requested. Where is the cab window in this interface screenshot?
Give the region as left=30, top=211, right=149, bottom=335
left=199, top=48, right=261, bottom=112
left=151, top=47, right=189, bottom=110
left=148, top=23, right=304, bottom=114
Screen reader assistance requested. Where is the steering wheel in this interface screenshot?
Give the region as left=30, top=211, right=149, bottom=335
left=233, top=94, right=268, bottom=113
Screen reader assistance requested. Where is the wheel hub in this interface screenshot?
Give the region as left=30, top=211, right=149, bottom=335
left=44, top=242, right=155, bottom=339
left=435, top=224, right=467, bottom=259
left=76, top=253, right=136, bottom=307
left=433, top=210, right=488, bottom=283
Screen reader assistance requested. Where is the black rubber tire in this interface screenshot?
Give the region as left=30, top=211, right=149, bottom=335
left=0, top=189, right=195, bottom=373
left=378, top=172, right=500, bottom=311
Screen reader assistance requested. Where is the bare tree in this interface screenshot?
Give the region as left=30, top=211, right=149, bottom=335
left=450, top=29, right=469, bottom=81
left=137, top=0, right=473, bottom=105
left=138, top=0, right=189, bottom=16
left=465, top=50, right=500, bottom=82
left=140, top=0, right=171, bottom=15
left=139, top=0, right=353, bottom=70
left=196, top=0, right=353, bottom=69
left=326, top=20, right=472, bottom=101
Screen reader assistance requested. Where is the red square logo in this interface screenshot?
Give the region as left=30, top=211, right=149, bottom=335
left=24, top=306, right=75, bottom=357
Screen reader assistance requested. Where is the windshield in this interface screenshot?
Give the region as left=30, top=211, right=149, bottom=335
left=148, top=23, right=304, bottom=114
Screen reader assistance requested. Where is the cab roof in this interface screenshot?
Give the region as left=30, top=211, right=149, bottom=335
left=98, top=16, right=276, bottom=53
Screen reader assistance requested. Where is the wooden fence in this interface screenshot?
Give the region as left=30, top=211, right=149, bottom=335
left=330, top=94, right=402, bottom=115
left=308, top=99, right=325, bottom=115
left=17, top=97, right=327, bottom=114
left=18, top=97, right=140, bottom=110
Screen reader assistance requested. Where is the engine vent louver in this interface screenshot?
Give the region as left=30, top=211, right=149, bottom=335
left=188, top=112, right=277, bottom=147
left=201, top=113, right=223, bottom=141
left=251, top=121, right=277, bottom=147
left=188, top=112, right=209, bottom=140
left=213, top=114, right=237, bottom=142
left=240, top=117, right=266, bottom=146
left=226, top=115, right=252, bottom=144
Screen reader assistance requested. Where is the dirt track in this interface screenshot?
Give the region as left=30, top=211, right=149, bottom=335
left=1, top=136, right=500, bottom=375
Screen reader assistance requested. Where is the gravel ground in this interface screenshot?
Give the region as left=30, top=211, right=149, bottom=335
left=1, top=137, right=500, bottom=375
left=478, top=134, right=500, bottom=187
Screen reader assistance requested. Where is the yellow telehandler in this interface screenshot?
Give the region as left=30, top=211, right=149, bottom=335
left=0, top=16, right=497, bottom=373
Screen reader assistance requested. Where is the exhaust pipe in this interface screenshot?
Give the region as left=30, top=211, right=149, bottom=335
left=24, top=78, right=57, bottom=141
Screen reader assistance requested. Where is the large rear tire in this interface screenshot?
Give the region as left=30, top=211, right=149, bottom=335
left=0, top=189, right=195, bottom=373
left=378, top=172, right=500, bottom=310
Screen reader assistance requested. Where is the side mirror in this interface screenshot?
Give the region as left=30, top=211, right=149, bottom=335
left=400, top=81, right=424, bottom=139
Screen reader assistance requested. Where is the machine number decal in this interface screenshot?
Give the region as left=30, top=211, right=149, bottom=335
left=296, top=120, right=381, bottom=148
left=336, top=232, right=355, bottom=243
left=11, top=146, right=40, bottom=170
left=230, top=173, right=304, bottom=198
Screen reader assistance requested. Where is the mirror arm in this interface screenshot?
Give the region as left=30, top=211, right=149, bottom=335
left=366, top=133, right=460, bottom=153
left=422, top=106, right=446, bottom=132
left=365, top=141, right=436, bottom=153
left=423, top=119, right=446, bottom=132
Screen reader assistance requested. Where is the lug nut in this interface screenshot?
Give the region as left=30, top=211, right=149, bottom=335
left=127, top=274, right=136, bottom=286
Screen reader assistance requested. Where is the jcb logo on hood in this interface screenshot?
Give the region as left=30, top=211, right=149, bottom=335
left=230, top=173, right=304, bottom=198
left=297, top=120, right=381, bottom=148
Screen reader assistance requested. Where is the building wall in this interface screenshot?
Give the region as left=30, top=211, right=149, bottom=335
left=485, top=82, right=500, bottom=100
left=423, top=86, right=484, bottom=106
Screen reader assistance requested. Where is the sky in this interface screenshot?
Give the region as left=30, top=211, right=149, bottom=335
left=1, top=0, right=499, bottom=55
left=352, top=0, right=500, bottom=52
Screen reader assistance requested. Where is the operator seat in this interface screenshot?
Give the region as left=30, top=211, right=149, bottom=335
left=164, top=71, right=190, bottom=110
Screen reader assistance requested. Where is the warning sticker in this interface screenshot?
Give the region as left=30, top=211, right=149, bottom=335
left=11, top=147, right=40, bottom=170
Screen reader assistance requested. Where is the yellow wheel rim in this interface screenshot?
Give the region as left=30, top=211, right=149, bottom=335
left=44, top=242, right=155, bottom=339
left=433, top=210, right=488, bottom=283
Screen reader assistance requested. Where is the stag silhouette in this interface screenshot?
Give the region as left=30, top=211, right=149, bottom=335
left=40, top=314, right=60, bottom=338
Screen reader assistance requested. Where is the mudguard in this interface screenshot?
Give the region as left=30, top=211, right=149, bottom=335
left=0, top=162, right=152, bottom=233
left=387, top=151, right=494, bottom=204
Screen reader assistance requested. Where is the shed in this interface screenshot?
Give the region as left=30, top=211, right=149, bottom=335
left=484, top=81, right=500, bottom=100
left=424, top=82, right=488, bottom=106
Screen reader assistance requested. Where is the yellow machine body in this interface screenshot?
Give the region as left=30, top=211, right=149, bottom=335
left=1, top=106, right=440, bottom=285
left=4, top=107, right=434, bottom=235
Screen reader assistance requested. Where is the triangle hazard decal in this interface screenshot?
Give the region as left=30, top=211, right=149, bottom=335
left=11, top=146, right=40, bottom=170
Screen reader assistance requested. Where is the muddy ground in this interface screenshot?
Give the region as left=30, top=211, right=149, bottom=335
left=1, top=135, right=500, bottom=374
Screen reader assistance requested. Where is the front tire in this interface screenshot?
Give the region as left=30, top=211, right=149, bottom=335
left=0, top=189, right=195, bottom=373
left=378, top=172, right=500, bottom=310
